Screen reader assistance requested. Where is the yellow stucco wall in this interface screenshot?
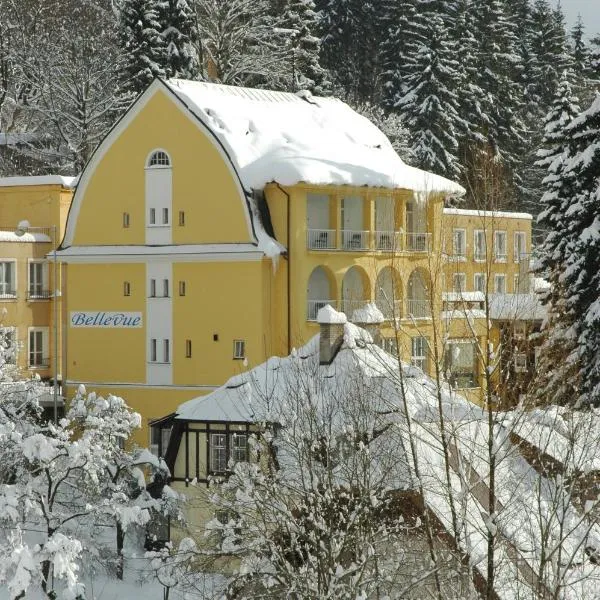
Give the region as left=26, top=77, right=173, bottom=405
left=71, top=88, right=252, bottom=247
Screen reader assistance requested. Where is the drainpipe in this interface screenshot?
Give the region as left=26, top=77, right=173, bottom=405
left=276, top=184, right=292, bottom=354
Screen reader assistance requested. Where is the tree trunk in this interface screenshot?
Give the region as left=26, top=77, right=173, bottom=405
left=116, top=520, right=125, bottom=580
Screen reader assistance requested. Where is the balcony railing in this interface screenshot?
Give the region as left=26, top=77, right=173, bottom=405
left=375, top=231, right=401, bottom=251
left=342, top=230, right=369, bottom=251
left=377, top=300, right=403, bottom=321
left=0, top=289, right=16, bottom=299
left=406, top=299, right=430, bottom=319
left=307, top=229, right=336, bottom=250
left=28, top=289, right=52, bottom=300
left=405, top=233, right=431, bottom=252
left=307, top=299, right=336, bottom=321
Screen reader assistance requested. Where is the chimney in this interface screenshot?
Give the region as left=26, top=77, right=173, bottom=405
left=350, top=303, right=384, bottom=346
left=317, top=305, right=347, bottom=365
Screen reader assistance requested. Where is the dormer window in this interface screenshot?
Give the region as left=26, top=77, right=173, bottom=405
left=147, top=150, right=171, bottom=168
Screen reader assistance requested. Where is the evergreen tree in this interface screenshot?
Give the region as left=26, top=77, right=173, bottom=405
left=281, top=0, right=330, bottom=94
left=118, top=0, right=167, bottom=100
left=396, top=11, right=464, bottom=177
left=158, top=0, right=201, bottom=79
left=570, top=15, right=588, bottom=81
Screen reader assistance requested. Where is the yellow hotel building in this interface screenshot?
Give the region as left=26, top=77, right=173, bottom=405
left=0, top=176, right=74, bottom=414
left=48, top=79, right=539, bottom=445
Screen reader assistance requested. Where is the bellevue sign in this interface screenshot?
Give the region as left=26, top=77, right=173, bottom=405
left=70, top=311, right=142, bottom=328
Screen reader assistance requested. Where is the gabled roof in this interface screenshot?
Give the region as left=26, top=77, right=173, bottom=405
left=167, top=79, right=465, bottom=195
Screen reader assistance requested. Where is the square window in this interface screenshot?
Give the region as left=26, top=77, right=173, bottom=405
left=474, top=230, right=486, bottom=261
left=0, top=261, right=16, bottom=298
left=233, top=340, right=245, bottom=360
left=210, top=433, right=227, bottom=472
left=231, top=433, right=248, bottom=463
left=494, top=231, right=507, bottom=262
left=514, top=353, right=528, bottom=372
left=452, top=273, right=466, bottom=293
left=179, top=281, right=186, bottom=296
left=28, top=328, right=48, bottom=368
left=494, top=274, right=506, bottom=294
left=474, top=273, right=486, bottom=293
left=28, top=261, right=47, bottom=298
left=453, top=229, right=466, bottom=257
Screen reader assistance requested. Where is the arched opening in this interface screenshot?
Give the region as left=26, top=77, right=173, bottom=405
left=341, top=266, right=370, bottom=319
left=307, top=266, right=335, bottom=321
left=147, top=150, right=171, bottom=168
left=407, top=269, right=429, bottom=318
left=375, top=267, right=402, bottom=320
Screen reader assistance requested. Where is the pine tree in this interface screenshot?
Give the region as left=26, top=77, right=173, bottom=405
left=570, top=15, right=588, bottom=81
left=158, top=0, right=201, bottom=79
left=281, top=0, right=330, bottom=94
left=396, top=11, right=464, bottom=178
left=118, top=0, right=167, bottom=100
left=552, top=94, right=600, bottom=405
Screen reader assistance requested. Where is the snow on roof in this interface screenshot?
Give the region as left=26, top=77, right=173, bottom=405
left=316, top=304, right=347, bottom=324
left=442, top=291, right=485, bottom=303
left=351, top=302, right=385, bottom=324
left=443, top=207, right=532, bottom=220
left=167, top=79, right=465, bottom=195
left=0, top=231, right=51, bottom=243
left=0, top=175, right=76, bottom=188
left=488, top=293, right=546, bottom=321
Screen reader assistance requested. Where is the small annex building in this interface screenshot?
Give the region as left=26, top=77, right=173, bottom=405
left=55, top=78, right=465, bottom=446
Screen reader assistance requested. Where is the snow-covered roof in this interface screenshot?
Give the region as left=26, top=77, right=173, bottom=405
left=443, top=207, right=532, bottom=220
left=488, top=293, right=546, bottom=321
left=316, top=304, right=347, bottom=324
left=167, top=79, right=465, bottom=195
left=0, top=175, right=76, bottom=188
left=0, top=231, right=51, bottom=243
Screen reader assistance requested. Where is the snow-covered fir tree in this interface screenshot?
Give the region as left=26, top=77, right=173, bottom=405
left=396, top=11, right=464, bottom=178
left=544, top=94, right=600, bottom=405
left=118, top=0, right=167, bottom=101
left=570, top=15, right=589, bottom=84
left=280, top=0, right=330, bottom=94
left=158, top=0, right=201, bottom=79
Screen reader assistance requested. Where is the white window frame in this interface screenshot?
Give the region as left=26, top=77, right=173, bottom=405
left=514, top=353, right=528, bottom=373
left=452, top=272, right=466, bottom=293
left=494, top=230, right=507, bottom=262
left=514, top=231, right=526, bottom=263
left=474, top=273, right=486, bottom=293
left=231, top=433, right=248, bottom=463
left=146, top=149, right=171, bottom=169
left=210, top=433, right=227, bottom=473
left=474, top=230, right=486, bottom=262
left=0, top=260, right=16, bottom=298
left=453, top=228, right=466, bottom=258
left=28, top=259, right=48, bottom=299
left=233, top=340, right=245, bottom=360
left=494, top=274, right=506, bottom=294
left=411, top=337, right=428, bottom=372
left=28, top=327, right=48, bottom=368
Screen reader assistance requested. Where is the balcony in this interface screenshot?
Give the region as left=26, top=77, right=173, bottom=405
left=307, top=229, right=336, bottom=250
left=405, top=233, right=431, bottom=253
left=375, top=231, right=400, bottom=251
left=406, top=299, right=430, bottom=319
left=307, top=299, right=336, bottom=321
left=0, top=289, right=16, bottom=299
left=341, top=230, right=369, bottom=251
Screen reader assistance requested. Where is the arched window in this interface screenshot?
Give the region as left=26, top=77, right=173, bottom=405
left=147, top=150, right=171, bottom=168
